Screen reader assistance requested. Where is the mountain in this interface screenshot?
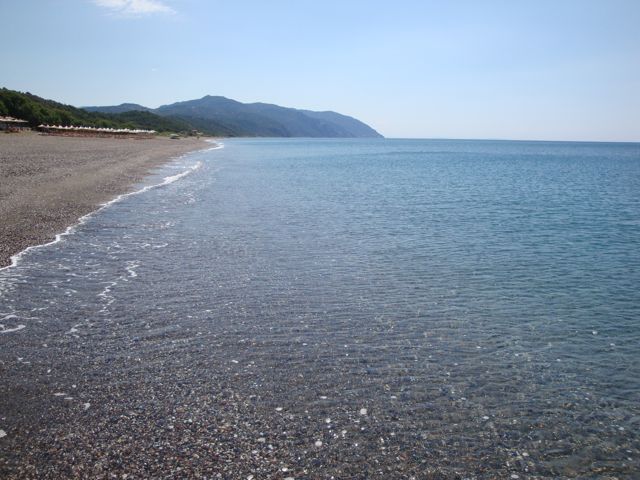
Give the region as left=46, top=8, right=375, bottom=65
left=300, top=110, right=382, bottom=138
left=0, top=88, right=190, bottom=133
left=2, top=88, right=382, bottom=138
left=155, top=96, right=289, bottom=137
left=86, top=95, right=383, bottom=138
left=83, top=103, right=151, bottom=114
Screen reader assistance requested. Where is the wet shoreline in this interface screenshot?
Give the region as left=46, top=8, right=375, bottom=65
left=0, top=132, right=208, bottom=269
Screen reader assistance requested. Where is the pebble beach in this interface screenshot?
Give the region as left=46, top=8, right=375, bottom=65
left=0, top=132, right=207, bottom=268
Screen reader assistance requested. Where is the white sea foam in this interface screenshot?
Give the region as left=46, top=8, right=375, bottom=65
left=0, top=143, right=222, bottom=275
left=66, top=324, right=81, bottom=335
left=0, top=313, right=27, bottom=334
left=0, top=324, right=26, bottom=334
left=98, top=281, right=117, bottom=299
left=205, top=140, right=225, bottom=151
left=98, top=280, right=118, bottom=312
left=125, top=261, right=140, bottom=279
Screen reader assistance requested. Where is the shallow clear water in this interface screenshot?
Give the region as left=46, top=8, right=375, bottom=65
left=1, top=138, right=639, bottom=478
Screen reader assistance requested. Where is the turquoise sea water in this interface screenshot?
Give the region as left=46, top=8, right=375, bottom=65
left=1, top=138, right=639, bottom=477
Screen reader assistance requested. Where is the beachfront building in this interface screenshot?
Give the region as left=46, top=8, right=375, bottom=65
left=38, top=124, right=156, bottom=139
left=0, top=116, right=30, bottom=131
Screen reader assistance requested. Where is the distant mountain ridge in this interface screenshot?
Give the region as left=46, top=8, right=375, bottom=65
left=85, top=95, right=382, bottom=138
left=83, top=103, right=151, bottom=114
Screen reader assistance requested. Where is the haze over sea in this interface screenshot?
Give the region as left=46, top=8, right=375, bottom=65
left=1, top=138, right=639, bottom=478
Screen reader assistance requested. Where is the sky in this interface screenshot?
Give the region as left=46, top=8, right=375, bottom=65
left=1, top=0, right=639, bottom=141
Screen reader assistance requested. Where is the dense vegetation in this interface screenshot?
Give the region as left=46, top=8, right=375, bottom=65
left=105, top=110, right=194, bottom=133
left=0, top=88, right=194, bottom=134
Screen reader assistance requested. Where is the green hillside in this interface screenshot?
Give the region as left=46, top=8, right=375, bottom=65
left=0, top=88, right=191, bottom=133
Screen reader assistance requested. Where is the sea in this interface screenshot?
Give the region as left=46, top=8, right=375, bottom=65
left=1, top=138, right=639, bottom=478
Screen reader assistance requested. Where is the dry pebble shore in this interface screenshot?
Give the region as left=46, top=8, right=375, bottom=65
left=0, top=132, right=207, bottom=268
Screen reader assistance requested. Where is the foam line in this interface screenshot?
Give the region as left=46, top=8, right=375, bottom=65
left=0, top=324, right=26, bottom=334
left=0, top=143, right=224, bottom=274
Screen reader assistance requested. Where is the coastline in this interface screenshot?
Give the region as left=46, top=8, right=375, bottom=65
left=0, top=132, right=210, bottom=269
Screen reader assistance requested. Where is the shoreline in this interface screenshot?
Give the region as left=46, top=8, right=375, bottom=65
left=0, top=132, right=211, bottom=269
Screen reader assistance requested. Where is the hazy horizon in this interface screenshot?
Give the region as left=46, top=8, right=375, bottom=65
left=1, top=0, right=639, bottom=142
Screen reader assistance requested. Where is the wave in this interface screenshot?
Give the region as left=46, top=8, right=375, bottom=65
left=205, top=140, right=225, bottom=150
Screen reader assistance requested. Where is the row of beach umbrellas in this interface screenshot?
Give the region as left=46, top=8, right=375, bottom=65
left=38, top=124, right=156, bottom=134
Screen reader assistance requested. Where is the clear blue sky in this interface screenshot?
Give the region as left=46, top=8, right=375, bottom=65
left=1, top=0, right=639, bottom=141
